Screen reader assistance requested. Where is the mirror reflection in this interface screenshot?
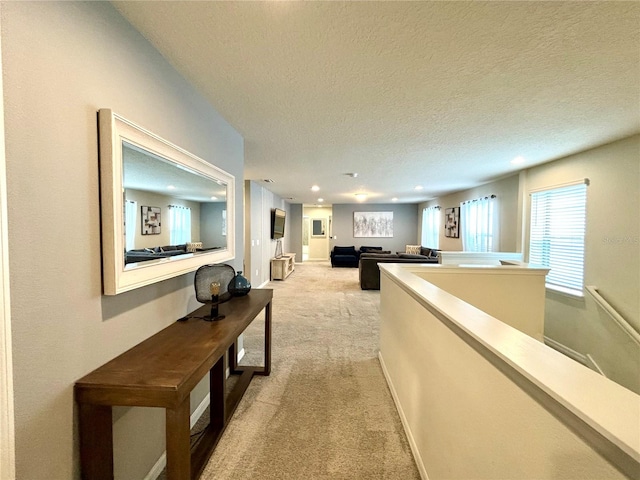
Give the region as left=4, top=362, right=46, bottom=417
left=122, top=142, right=227, bottom=266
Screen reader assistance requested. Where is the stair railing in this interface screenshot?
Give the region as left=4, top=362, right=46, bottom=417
left=585, top=285, right=640, bottom=346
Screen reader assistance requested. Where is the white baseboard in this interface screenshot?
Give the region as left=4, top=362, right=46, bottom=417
left=543, top=336, right=605, bottom=376
left=378, top=351, right=430, bottom=480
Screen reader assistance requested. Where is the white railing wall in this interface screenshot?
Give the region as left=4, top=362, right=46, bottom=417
left=378, top=264, right=640, bottom=480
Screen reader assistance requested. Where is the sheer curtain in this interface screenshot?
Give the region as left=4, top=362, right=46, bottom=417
left=421, top=206, right=440, bottom=248
left=124, top=200, right=137, bottom=251
left=169, top=205, right=191, bottom=245
left=461, top=195, right=496, bottom=252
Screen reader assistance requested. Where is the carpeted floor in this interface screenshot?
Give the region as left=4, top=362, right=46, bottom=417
left=169, top=261, right=420, bottom=479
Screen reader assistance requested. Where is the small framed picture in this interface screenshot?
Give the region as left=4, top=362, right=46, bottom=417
left=141, top=206, right=161, bottom=235
left=444, top=207, right=459, bottom=238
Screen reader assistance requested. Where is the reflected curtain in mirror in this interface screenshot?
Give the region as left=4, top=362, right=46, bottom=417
left=169, top=205, right=191, bottom=245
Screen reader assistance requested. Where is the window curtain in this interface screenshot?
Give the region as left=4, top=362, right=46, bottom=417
left=124, top=200, right=137, bottom=251
left=421, top=206, right=440, bottom=248
left=169, top=205, right=192, bottom=245
left=461, top=195, right=496, bottom=252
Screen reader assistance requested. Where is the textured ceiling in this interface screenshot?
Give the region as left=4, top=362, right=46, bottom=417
left=113, top=1, right=640, bottom=205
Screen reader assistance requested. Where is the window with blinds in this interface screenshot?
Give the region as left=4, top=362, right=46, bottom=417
left=529, top=182, right=587, bottom=296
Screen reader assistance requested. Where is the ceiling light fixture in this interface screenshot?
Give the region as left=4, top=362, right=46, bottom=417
left=414, top=185, right=423, bottom=191
left=210, top=196, right=218, bottom=200
left=511, top=156, right=526, bottom=165
left=355, top=193, right=367, bottom=201
left=318, top=198, right=324, bottom=202
left=167, top=185, right=176, bottom=190
left=391, top=197, right=398, bottom=202
left=346, top=173, right=358, bottom=178
left=311, top=185, right=320, bottom=192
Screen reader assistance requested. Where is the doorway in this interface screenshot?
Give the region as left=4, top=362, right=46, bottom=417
left=302, top=205, right=332, bottom=262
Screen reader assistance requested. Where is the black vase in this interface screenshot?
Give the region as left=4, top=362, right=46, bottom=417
left=228, top=271, right=251, bottom=297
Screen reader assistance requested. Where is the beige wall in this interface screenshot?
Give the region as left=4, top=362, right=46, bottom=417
left=418, top=136, right=639, bottom=394
left=419, top=173, right=520, bottom=252
left=126, top=189, right=201, bottom=249
left=524, top=135, right=640, bottom=394
left=2, top=3, right=243, bottom=478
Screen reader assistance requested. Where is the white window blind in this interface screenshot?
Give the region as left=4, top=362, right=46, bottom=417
left=124, top=200, right=137, bottom=251
left=169, top=205, right=192, bottom=245
left=421, top=206, right=440, bottom=249
left=529, top=182, right=587, bottom=296
left=461, top=195, right=496, bottom=252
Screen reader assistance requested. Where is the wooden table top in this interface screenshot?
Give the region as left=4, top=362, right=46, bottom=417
left=75, top=289, right=273, bottom=408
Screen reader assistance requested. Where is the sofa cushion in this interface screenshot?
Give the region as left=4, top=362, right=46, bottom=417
left=399, top=253, right=430, bottom=259
left=360, top=247, right=382, bottom=254
left=360, top=253, right=398, bottom=258
left=333, top=246, right=357, bottom=255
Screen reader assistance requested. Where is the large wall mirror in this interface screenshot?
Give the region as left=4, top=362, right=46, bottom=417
left=99, top=109, right=235, bottom=295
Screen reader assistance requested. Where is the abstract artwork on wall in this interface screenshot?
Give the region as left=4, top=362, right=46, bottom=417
left=353, top=211, right=393, bottom=237
left=444, top=207, right=459, bottom=238
left=141, top=206, right=161, bottom=235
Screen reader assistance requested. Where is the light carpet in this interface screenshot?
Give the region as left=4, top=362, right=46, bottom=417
left=176, top=261, right=420, bottom=479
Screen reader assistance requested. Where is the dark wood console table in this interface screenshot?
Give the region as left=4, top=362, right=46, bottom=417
left=75, top=289, right=273, bottom=480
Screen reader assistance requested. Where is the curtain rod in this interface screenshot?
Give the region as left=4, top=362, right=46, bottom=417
left=461, top=194, right=496, bottom=205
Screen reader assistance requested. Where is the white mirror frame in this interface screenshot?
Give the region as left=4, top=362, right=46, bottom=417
left=98, top=109, right=235, bottom=295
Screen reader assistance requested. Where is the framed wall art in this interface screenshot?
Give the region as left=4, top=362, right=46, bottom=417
left=141, top=206, right=161, bottom=235
left=445, top=207, right=459, bottom=238
left=353, top=211, right=393, bottom=238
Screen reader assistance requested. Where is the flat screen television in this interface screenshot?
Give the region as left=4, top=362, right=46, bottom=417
left=271, top=208, right=286, bottom=239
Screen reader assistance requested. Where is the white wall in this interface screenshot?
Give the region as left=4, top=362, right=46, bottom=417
left=379, top=265, right=636, bottom=480
left=2, top=3, right=243, bottom=478
left=245, top=180, right=290, bottom=285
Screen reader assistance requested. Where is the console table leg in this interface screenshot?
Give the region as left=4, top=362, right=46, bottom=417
left=263, top=302, right=272, bottom=376
left=78, top=404, right=113, bottom=480
left=165, top=397, right=191, bottom=480
left=210, top=354, right=226, bottom=428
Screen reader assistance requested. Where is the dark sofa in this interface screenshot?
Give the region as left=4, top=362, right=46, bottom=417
left=359, top=251, right=439, bottom=290
left=125, top=244, right=221, bottom=264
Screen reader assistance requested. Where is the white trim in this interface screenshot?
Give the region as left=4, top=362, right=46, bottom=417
left=0, top=15, right=16, bottom=479
left=378, top=352, right=430, bottom=480
left=528, top=177, right=590, bottom=194
left=543, top=336, right=605, bottom=376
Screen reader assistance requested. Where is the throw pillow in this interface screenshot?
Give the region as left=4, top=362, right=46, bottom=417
left=405, top=245, right=421, bottom=255
left=420, top=247, right=432, bottom=257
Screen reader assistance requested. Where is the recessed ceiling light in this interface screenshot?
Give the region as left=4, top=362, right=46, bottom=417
left=167, top=185, right=176, bottom=190
left=414, top=185, right=423, bottom=191
left=210, top=196, right=218, bottom=200
left=391, top=197, right=398, bottom=202
left=355, top=193, right=367, bottom=201
left=311, top=185, right=320, bottom=192
left=318, top=198, right=324, bottom=202
left=346, top=173, right=358, bottom=178
left=511, top=156, right=526, bottom=165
